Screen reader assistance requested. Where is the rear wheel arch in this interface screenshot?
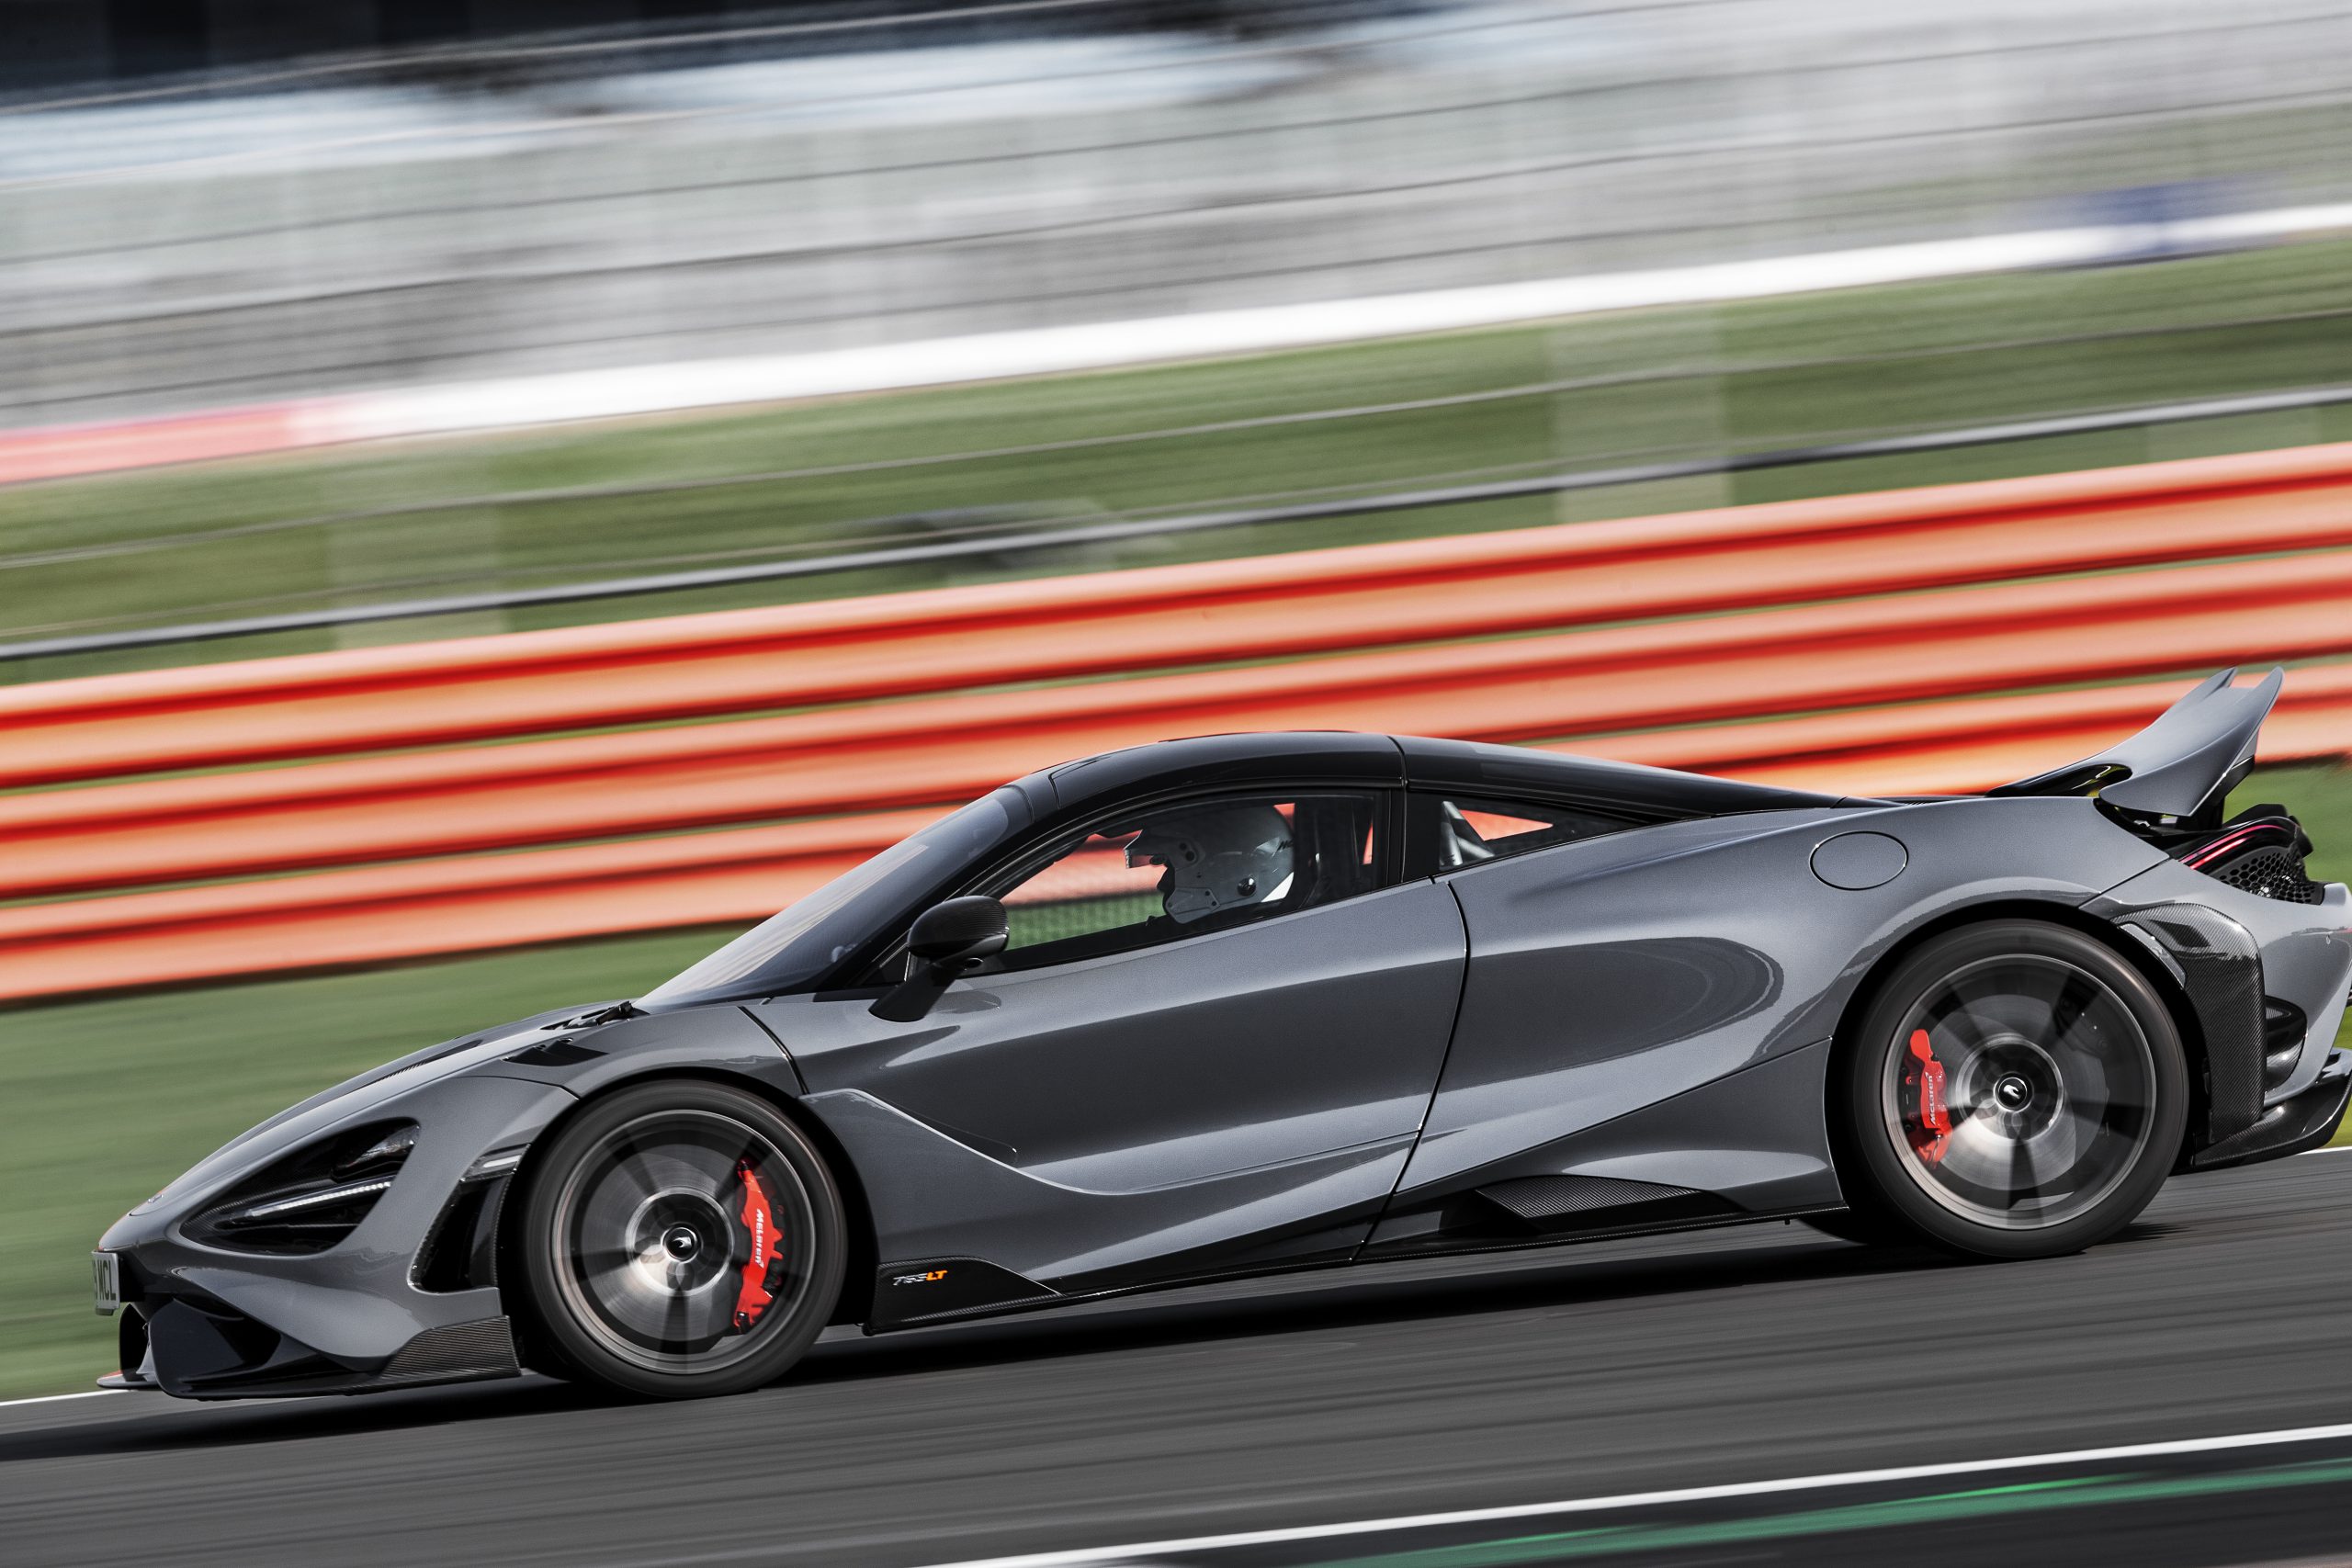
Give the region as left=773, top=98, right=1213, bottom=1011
left=1822, top=899, right=2205, bottom=1231
left=1828, top=898, right=2209, bottom=1140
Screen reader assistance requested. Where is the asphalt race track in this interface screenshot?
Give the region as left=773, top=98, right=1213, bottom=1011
left=9, top=1155, right=2352, bottom=1568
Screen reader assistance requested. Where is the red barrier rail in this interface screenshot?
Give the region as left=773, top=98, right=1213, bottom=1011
left=6, top=441, right=2352, bottom=788
left=3, top=670, right=2346, bottom=1004
left=0, top=812, right=935, bottom=1003
left=3, top=444, right=2350, bottom=1000
left=5, top=546, right=2351, bottom=899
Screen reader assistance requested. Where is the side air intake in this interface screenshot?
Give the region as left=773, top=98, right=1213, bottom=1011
left=2264, top=998, right=2312, bottom=1093
left=1476, top=1175, right=1734, bottom=1233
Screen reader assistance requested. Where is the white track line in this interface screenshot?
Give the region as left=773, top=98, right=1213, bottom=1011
left=915, top=1422, right=2352, bottom=1567
left=0, top=1389, right=121, bottom=1410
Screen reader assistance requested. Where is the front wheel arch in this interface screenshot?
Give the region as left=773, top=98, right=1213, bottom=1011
left=493, top=1067, right=878, bottom=1360
left=497, top=1076, right=850, bottom=1396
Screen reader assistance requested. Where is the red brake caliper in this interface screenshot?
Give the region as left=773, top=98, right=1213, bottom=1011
left=731, top=1158, right=782, bottom=1334
left=1906, top=1029, right=1951, bottom=1165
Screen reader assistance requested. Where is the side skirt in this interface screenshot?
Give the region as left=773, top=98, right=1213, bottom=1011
left=859, top=1202, right=1844, bottom=1336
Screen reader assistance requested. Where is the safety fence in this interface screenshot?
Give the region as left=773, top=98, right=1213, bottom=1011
left=5, top=441, right=2352, bottom=1001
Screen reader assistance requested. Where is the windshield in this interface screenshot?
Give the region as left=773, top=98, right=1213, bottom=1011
left=642, top=791, right=1021, bottom=1007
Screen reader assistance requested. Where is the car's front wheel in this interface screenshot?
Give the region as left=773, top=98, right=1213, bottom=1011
left=1833, top=920, right=2188, bottom=1260
left=511, top=1080, right=845, bottom=1399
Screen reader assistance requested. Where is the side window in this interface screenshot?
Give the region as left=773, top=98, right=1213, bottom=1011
left=1416, top=793, right=1629, bottom=871
left=987, top=793, right=1385, bottom=971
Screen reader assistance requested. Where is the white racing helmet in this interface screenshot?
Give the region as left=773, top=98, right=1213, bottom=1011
left=1125, top=804, right=1295, bottom=925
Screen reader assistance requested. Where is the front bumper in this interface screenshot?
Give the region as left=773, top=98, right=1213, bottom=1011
left=107, top=1293, right=522, bottom=1399
left=100, top=1074, right=572, bottom=1398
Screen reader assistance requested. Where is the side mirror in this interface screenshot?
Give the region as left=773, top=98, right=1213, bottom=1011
left=870, top=897, right=1007, bottom=1022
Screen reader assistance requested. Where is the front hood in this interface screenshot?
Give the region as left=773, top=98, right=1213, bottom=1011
left=131, top=998, right=623, bottom=1217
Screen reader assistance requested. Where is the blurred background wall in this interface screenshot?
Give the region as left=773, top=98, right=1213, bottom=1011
left=7, top=0, right=2352, bottom=426
left=0, top=1, right=1330, bottom=92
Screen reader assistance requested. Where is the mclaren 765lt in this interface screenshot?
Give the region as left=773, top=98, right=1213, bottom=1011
left=94, top=668, right=2352, bottom=1400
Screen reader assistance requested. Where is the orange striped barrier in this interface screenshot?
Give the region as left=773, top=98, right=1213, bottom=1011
left=5, top=546, right=2349, bottom=900
left=6, top=671, right=2346, bottom=1003
left=1589, top=663, right=2352, bottom=795
left=0, top=811, right=936, bottom=1003
left=6, top=441, right=2352, bottom=789
left=3, top=443, right=2351, bottom=1000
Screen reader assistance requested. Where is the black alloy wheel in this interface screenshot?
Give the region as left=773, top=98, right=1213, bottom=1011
left=512, top=1080, right=844, bottom=1398
left=1834, top=920, right=2188, bottom=1259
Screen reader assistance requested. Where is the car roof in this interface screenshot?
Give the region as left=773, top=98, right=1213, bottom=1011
left=1018, top=732, right=1845, bottom=822
left=1028, top=732, right=1403, bottom=816
left=1396, top=735, right=1847, bottom=818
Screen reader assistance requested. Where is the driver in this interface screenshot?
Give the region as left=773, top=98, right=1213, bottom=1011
left=1124, top=804, right=1295, bottom=925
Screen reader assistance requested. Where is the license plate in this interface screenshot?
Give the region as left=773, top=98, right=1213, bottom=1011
left=91, top=1252, right=119, bottom=1317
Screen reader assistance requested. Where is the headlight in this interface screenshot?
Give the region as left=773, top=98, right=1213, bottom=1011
left=186, top=1122, right=418, bottom=1255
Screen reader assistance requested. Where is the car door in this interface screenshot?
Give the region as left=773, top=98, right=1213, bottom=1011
left=752, top=788, right=1466, bottom=1302
left=1385, top=786, right=1849, bottom=1224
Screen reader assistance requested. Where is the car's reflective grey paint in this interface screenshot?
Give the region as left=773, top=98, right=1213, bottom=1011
left=1365, top=1040, right=1842, bottom=1248
left=802, top=1089, right=1414, bottom=1286
left=96, top=1001, right=803, bottom=1376
left=102, top=1072, right=571, bottom=1371
left=757, top=877, right=1466, bottom=1284
left=478, top=1001, right=805, bottom=1102
left=95, top=678, right=2352, bottom=1396
left=1396, top=795, right=2169, bottom=1199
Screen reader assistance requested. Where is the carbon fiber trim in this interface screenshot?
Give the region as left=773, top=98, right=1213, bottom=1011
left=2192, top=1051, right=2352, bottom=1170
left=376, top=1317, right=519, bottom=1385
left=866, top=1259, right=1057, bottom=1331
left=1477, top=1175, right=1703, bottom=1223
left=2118, top=907, right=2267, bottom=1145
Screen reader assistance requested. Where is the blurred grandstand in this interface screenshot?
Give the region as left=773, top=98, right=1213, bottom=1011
left=6, top=0, right=2351, bottom=427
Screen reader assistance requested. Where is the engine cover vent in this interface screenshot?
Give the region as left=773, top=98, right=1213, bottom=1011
left=2213, top=847, right=2324, bottom=905
left=2175, top=811, right=2324, bottom=905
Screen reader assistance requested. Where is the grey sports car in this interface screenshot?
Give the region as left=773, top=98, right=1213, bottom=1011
left=93, top=667, right=2352, bottom=1400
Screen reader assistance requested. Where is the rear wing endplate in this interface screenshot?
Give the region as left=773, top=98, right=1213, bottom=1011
left=1991, top=667, right=2282, bottom=821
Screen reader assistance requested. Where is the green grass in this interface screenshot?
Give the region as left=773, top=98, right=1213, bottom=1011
left=9, top=237, right=2352, bottom=682
left=0, top=928, right=721, bottom=1401
left=5, top=764, right=2348, bottom=1399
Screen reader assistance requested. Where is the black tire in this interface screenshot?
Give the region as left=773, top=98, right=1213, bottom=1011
left=1832, top=920, right=2188, bottom=1260
left=510, top=1080, right=845, bottom=1399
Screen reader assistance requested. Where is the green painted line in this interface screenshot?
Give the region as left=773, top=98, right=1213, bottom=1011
left=1305, top=1459, right=2352, bottom=1567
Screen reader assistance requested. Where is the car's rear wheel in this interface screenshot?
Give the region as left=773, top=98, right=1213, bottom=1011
left=512, top=1081, right=844, bottom=1399
left=1834, top=920, right=2188, bottom=1259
